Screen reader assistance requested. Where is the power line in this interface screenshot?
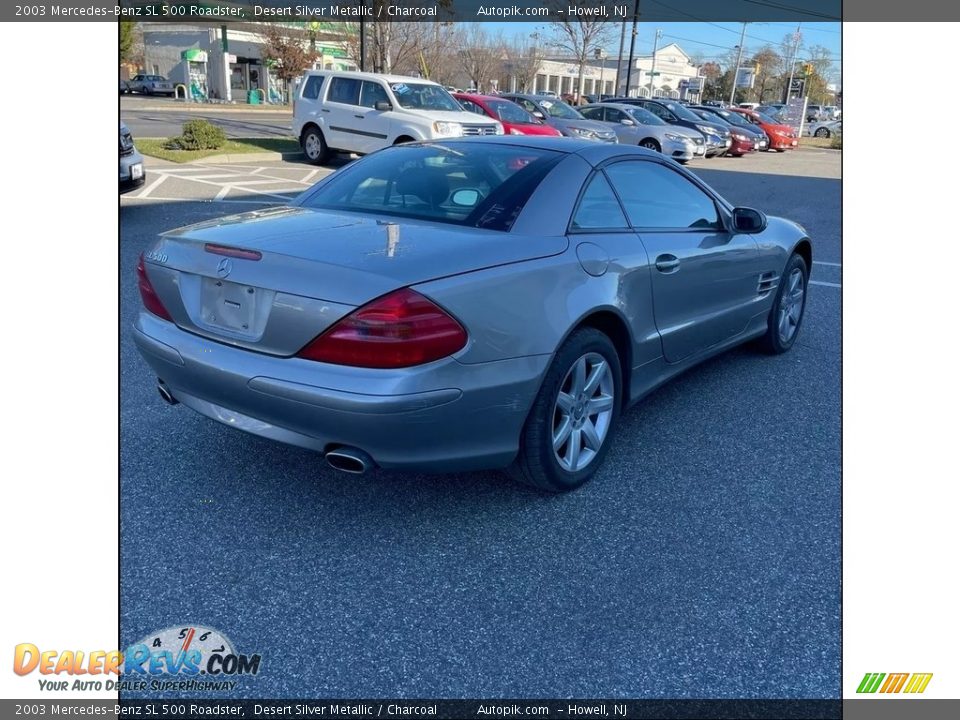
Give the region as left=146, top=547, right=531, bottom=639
left=738, top=0, right=841, bottom=21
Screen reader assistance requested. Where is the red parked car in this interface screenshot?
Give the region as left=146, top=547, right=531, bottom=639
left=454, top=93, right=563, bottom=137
left=727, top=107, right=799, bottom=152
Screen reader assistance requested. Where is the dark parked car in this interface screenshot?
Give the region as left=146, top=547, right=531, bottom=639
left=133, top=137, right=812, bottom=491
left=500, top=93, right=618, bottom=142
left=607, top=97, right=731, bottom=157
left=690, top=105, right=770, bottom=153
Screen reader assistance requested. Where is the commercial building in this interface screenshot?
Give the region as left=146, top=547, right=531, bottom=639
left=140, top=22, right=354, bottom=102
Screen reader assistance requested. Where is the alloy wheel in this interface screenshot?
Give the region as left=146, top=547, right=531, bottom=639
left=552, top=352, right=615, bottom=472
left=778, top=268, right=805, bottom=343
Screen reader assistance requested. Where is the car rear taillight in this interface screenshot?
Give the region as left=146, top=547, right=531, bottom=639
left=137, top=253, right=172, bottom=321
left=296, top=288, right=467, bottom=368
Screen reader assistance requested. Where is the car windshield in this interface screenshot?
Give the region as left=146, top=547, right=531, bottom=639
left=299, top=143, right=564, bottom=231
left=538, top=99, right=584, bottom=119
left=390, top=82, right=463, bottom=112
left=754, top=112, right=780, bottom=125
left=627, top=107, right=666, bottom=126
left=660, top=101, right=701, bottom=121
left=487, top=99, right=536, bottom=124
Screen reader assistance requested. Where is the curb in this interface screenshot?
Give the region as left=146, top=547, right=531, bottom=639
left=191, top=150, right=305, bottom=164
left=128, top=102, right=292, bottom=114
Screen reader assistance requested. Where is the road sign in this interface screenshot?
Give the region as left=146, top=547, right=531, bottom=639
left=735, top=68, right=755, bottom=89
left=644, top=71, right=661, bottom=77
left=790, top=77, right=806, bottom=94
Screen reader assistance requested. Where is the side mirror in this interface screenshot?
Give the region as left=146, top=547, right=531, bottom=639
left=732, top=207, right=767, bottom=233
left=374, top=100, right=392, bottom=112
left=620, top=118, right=635, bottom=126
left=451, top=189, right=481, bottom=207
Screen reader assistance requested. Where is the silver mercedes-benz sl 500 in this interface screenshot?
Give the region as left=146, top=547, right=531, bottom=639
left=134, top=137, right=811, bottom=491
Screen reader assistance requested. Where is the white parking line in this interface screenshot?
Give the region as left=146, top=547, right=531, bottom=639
left=813, top=261, right=842, bottom=267
left=302, top=169, right=320, bottom=183
left=810, top=280, right=841, bottom=288
left=133, top=173, right=168, bottom=199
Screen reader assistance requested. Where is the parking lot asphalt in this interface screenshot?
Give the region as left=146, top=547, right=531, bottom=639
left=120, top=149, right=840, bottom=699
left=122, top=95, right=292, bottom=139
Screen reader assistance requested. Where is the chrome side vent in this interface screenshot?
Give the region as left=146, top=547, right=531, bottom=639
left=758, top=271, right=779, bottom=295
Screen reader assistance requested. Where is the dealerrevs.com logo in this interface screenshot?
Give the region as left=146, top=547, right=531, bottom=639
left=13, top=625, right=261, bottom=692
left=856, top=672, right=933, bottom=694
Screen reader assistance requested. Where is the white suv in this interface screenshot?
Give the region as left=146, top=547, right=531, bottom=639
left=293, top=70, right=504, bottom=164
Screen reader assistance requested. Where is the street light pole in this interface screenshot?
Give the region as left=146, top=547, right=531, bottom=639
left=647, top=28, right=662, bottom=98
left=728, top=22, right=747, bottom=106
left=784, top=23, right=802, bottom=103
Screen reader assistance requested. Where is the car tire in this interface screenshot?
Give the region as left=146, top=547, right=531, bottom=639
left=509, top=328, right=622, bottom=492
left=301, top=126, right=330, bottom=165
left=757, top=252, right=808, bottom=354
left=814, top=128, right=830, bottom=138
left=639, top=138, right=661, bottom=153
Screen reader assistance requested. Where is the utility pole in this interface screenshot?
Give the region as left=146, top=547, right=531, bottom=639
left=615, top=23, right=627, bottom=95
left=784, top=23, right=802, bottom=103
left=647, top=28, right=662, bottom=98
left=624, top=0, right=640, bottom=96
left=728, top=22, right=747, bottom=106
left=359, top=19, right=365, bottom=71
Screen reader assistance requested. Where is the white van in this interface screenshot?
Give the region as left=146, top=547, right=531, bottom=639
left=293, top=70, right=504, bottom=164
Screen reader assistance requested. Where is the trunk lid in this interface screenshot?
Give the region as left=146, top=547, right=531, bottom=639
left=144, top=206, right=567, bottom=355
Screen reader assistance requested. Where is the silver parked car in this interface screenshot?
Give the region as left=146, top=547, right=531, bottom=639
left=499, top=93, right=618, bottom=143
left=129, top=74, right=175, bottom=96
left=804, top=120, right=841, bottom=138
left=120, top=122, right=145, bottom=193
left=134, top=138, right=811, bottom=491
left=579, top=103, right=706, bottom=162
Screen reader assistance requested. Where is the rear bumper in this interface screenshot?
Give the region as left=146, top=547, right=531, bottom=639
left=726, top=138, right=756, bottom=155
left=133, top=312, right=551, bottom=472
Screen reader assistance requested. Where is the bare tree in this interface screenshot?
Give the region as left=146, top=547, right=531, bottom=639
left=750, top=46, right=782, bottom=102
left=549, top=5, right=614, bottom=99
left=457, top=24, right=506, bottom=92
left=503, top=33, right=547, bottom=93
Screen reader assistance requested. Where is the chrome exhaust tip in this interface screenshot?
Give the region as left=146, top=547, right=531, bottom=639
left=325, top=447, right=374, bottom=475
left=157, top=381, right=179, bottom=406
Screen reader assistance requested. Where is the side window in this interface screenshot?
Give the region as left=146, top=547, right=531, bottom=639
left=646, top=103, right=668, bottom=120
left=301, top=76, right=324, bottom=100
left=607, top=109, right=625, bottom=123
left=579, top=107, right=601, bottom=121
left=359, top=80, right=390, bottom=108
left=604, top=161, right=721, bottom=230
left=518, top=99, right=538, bottom=114
left=328, top=77, right=360, bottom=105
left=570, top=173, right=629, bottom=231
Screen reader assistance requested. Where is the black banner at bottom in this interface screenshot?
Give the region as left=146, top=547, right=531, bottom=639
left=4, top=699, right=844, bottom=719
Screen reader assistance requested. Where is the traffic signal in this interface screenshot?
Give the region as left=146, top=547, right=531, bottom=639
left=803, top=63, right=814, bottom=76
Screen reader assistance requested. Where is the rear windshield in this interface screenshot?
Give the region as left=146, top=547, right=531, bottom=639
left=390, top=82, right=462, bottom=112
left=538, top=99, right=583, bottom=120
left=299, top=143, right=563, bottom=232
left=627, top=107, right=666, bottom=126
left=487, top=99, right=537, bottom=124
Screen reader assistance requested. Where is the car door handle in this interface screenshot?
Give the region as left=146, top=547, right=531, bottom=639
left=321, top=108, right=330, bottom=113
left=655, top=254, right=680, bottom=273
left=353, top=114, right=364, bottom=119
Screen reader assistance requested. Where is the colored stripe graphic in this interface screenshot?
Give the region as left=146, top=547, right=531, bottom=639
left=904, top=673, right=933, bottom=693
left=857, top=673, right=885, bottom=693
left=880, top=673, right=909, bottom=693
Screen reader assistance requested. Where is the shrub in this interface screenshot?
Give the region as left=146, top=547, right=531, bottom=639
left=164, top=119, right=227, bottom=151
left=830, top=133, right=842, bottom=150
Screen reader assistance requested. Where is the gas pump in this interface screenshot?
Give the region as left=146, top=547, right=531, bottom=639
left=181, top=49, right=209, bottom=102
left=263, top=59, right=283, bottom=104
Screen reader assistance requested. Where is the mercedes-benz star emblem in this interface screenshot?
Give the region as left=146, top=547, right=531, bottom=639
left=216, top=258, right=232, bottom=278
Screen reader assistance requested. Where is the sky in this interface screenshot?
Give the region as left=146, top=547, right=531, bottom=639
left=485, top=21, right=842, bottom=84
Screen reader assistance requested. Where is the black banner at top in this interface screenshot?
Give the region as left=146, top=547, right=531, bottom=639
left=10, top=0, right=845, bottom=23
